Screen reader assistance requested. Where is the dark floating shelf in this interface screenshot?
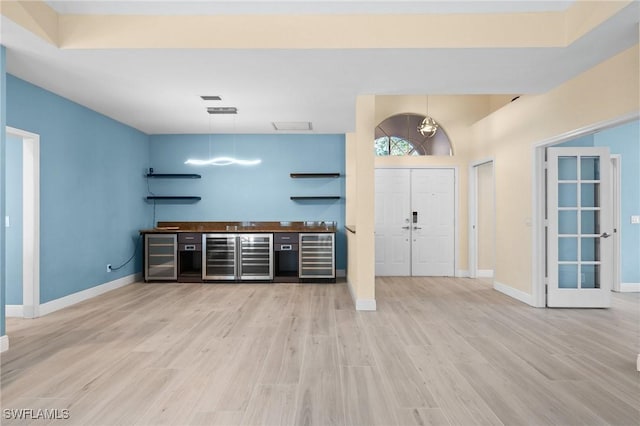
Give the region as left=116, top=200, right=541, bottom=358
left=146, top=196, right=201, bottom=201
left=146, top=173, right=201, bottom=179
left=290, top=196, right=340, bottom=200
left=290, top=173, right=340, bottom=178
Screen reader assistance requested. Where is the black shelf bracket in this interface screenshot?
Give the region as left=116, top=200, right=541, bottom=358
left=146, top=196, right=201, bottom=201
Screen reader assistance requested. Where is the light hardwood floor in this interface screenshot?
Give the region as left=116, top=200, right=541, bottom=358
left=2, top=278, right=639, bottom=425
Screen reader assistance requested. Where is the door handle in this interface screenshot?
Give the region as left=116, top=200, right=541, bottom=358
left=402, top=226, right=411, bottom=230
left=413, top=226, right=422, bottom=230
left=600, top=232, right=611, bottom=239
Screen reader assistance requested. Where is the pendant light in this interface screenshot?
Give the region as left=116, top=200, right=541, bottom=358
left=417, top=95, right=438, bottom=138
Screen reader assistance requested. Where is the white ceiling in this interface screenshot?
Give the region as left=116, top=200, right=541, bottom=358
left=2, top=1, right=638, bottom=134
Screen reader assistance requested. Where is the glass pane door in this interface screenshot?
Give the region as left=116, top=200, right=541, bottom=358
left=547, top=147, right=611, bottom=307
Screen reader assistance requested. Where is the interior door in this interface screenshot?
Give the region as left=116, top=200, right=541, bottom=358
left=411, top=169, right=455, bottom=276
left=547, top=147, right=612, bottom=308
left=375, top=169, right=411, bottom=276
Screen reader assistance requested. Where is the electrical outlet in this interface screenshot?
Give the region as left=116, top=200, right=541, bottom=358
left=631, top=215, right=640, bottom=224
left=107, top=264, right=112, bottom=272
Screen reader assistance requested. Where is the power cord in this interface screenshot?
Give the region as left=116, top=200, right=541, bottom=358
left=110, top=234, right=142, bottom=271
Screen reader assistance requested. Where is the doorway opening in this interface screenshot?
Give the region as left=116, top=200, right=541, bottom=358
left=532, top=114, right=635, bottom=307
left=5, top=126, right=40, bottom=318
left=469, top=159, right=495, bottom=280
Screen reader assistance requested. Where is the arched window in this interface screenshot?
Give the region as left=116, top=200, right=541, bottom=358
left=375, top=113, right=453, bottom=156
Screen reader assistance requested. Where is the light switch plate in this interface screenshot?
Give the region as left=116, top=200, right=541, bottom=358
left=4, top=216, right=9, bottom=228
left=631, top=215, right=640, bottom=224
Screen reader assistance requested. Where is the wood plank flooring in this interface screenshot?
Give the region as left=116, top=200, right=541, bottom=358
left=1, top=277, right=639, bottom=425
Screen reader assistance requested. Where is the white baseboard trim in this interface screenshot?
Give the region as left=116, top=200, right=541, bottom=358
left=494, top=281, right=535, bottom=307
left=620, top=282, right=640, bottom=292
left=637, top=354, right=640, bottom=372
left=346, top=277, right=377, bottom=311
left=456, top=269, right=470, bottom=278
left=0, top=335, right=9, bottom=353
left=5, top=305, right=24, bottom=317
left=477, top=269, right=494, bottom=278
left=336, top=269, right=346, bottom=278
left=356, top=298, right=377, bottom=311
left=38, top=273, right=140, bottom=317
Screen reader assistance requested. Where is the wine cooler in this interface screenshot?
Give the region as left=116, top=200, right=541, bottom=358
left=202, top=233, right=273, bottom=281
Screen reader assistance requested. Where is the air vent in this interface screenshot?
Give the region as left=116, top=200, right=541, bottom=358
left=201, top=96, right=222, bottom=101
left=207, top=107, right=237, bottom=114
left=272, top=122, right=313, bottom=131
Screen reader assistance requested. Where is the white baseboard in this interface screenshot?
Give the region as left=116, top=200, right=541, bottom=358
left=637, top=354, right=640, bottom=372
left=620, top=282, right=640, bottom=292
left=38, top=273, right=140, bottom=317
left=336, top=269, right=346, bottom=278
left=0, top=335, right=9, bottom=353
left=494, top=281, right=535, bottom=307
left=346, top=277, right=377, bottom=311
left=356, top=298, right=377, bottom=311
left=5, top=305, right=24, bottom=317
left=456, top=269, right=470, bottom=278
left=477, top=269, right=494, bottom=278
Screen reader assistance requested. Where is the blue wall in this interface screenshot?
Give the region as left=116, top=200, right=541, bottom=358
left=5, top=134, right=22, bottom=304
left=594, top=121, right=640, bottom=284
left=149, top=134, right=347, bottom=270
left=1, top=46, right=6, bottom=336
left=6, top=76, right=151, bottom=303
left=558, top=120, right=640, bottom=284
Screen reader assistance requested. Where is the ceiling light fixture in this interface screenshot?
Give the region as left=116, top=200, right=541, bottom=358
left=207, top=107, right=237, bottom=114
left=417, top=96, right=438, bottom=138
left=185, top=157, right=261, bottom=166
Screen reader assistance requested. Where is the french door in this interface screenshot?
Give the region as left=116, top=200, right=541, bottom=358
left=547, top=147, right=612, bottom=307
left=375, top=168, right=455, bottom=277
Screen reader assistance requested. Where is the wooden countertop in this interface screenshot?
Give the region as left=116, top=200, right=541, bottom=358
left=140, top=221, right=337, bottom=234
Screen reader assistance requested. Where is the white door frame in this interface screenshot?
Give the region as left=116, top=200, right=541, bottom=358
left=5, top=126, right=40, bottom=318
left=532, top=112, right=638, bottom=307
left=374, top=165, right=459, bottom=277
left=610, top=154, right=621, bottom=292
left=468, top=158, right=495, bottom=279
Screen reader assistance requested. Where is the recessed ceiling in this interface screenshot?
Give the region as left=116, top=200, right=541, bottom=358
left=44, top=1, right=576, bottom=16
left=2, top=1, right=638, bottom=135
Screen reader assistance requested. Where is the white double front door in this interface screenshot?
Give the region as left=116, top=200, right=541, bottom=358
left=375, top=168, right=455, bottom=276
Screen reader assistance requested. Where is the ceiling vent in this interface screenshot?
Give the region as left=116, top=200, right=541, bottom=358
left=207, top=107, right=237, bottom=114
left=201, top=95, right=222, bottom=101
left=272, top=122, right=313, bottom=131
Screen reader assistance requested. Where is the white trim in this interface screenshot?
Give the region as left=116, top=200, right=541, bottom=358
left=637, top=354, right=640, bottom=372
left=355, top=298, right=377, bottom=311
left=531, top=111, right=640, bottom=308
left=336, top=269, right=346, bottom=278
left=38, top=273, right=140, bottom=317
left=494, top=281, right=535, bottom=307
left=477, top=269, right=494, bottom=278
left=0, top=335, right=9, bottom=353
left=5, top=305, right=24, bottom=317
left=347, top=277, right=377, bottom=311
left=610, top=155, right=621, bottom=292
left=620, top=283, right=640, bottom=292
left=456, top=269, right=469, bottom=278
left=6, top=126, right=40, bottom=318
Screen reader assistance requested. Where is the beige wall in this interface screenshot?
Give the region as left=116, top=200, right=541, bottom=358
left=345, top=96, right=376, bottom=307
left=476, top=162, right=495, bottom=272
left=471, top=45, right=639, bottom=295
